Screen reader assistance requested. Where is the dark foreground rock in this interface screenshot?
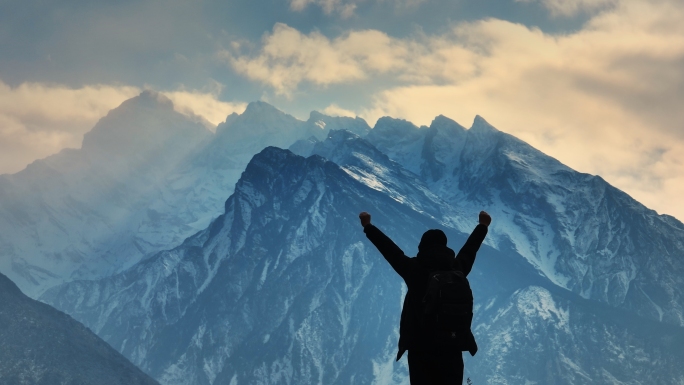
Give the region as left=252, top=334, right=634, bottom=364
left=0, top=272, right=159, bottom=385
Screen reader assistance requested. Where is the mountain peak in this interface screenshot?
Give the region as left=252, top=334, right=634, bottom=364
left=81, top=91, right=209, bottom=155
left=242, top=100, right=286, bottom=117
left=120, top=90, right=175, bottom=111
left=309, top=110, right=326, bottom=120
left=430, top=115, right=467, bottom=133
left=368, top=116, right=422, bottom=143
left=220, top=100, right=301, bottom=130
left=470, top=115, right=499, bottom=133
left=305, top=110, right=370, bottom=139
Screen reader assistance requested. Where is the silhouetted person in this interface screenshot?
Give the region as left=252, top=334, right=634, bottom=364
left=359, top=211, right=491, bottom=384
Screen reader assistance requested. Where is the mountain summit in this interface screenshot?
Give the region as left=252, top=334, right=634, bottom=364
left=81, top=90, right=204, bottom=155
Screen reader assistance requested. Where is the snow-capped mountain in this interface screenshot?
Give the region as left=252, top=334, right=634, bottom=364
left=365, top=115, right=684, bottom=326
left=0, top=93, right=371, bottom=297
left=43, top=142, right=684, bottom=385
left=5, top=97, right=684, bottom=384
left=0, top=272, right=160, bottom=385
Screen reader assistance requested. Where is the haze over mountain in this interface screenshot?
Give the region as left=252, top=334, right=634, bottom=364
left=0, top=92, right=370, bottom=297
left=2, top=92, right=684, bottom=384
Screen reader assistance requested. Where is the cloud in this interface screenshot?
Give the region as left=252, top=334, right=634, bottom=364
left=287, top=0, right=426, bottom=17
left=0, top=80, right=246, bottom=175
left=322, top=104, right=358, bottom=117
left=0, top=81, right=140, bottom=175
left=289, top=0, right=358, bottom=17
left=163, top=89, right=247, bottom=127
left=225, top=23, right=393, bottom=96
left=229, top=0, right=684, bottom=220
left=361, top=0, right=684, bottom=220
left=515, top=0, right=618, bottom=17
left=223, top=23, right=474, bottom=96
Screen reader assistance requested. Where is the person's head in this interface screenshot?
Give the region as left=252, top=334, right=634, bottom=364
left=418, top=229, right=447, bottom=252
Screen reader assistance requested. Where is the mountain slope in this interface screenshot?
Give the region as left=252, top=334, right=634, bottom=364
left=468, top=285, right=684, bottom=384
left=44, top=144, right=684, bottom=385
left=292, top=129, right=468, bottom=229
left=0, top=272, right=160, bottom=385
left=43, top=146, right=442, bottom=384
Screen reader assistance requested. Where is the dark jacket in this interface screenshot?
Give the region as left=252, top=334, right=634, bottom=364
left=363, top=223, right=488, bottom=361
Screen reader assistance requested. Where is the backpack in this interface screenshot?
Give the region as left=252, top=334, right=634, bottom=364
left=421, top=269, right=474, bottom=352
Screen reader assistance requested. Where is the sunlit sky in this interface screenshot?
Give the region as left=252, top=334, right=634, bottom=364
left=1, top=0, right=683, bottom=221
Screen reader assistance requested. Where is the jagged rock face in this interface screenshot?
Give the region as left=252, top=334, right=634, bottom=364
left=364, top=116, right=684, bottom=326
left=0, top=272, right=160, bottom=385
left=43, top=147, right=453, bottom=385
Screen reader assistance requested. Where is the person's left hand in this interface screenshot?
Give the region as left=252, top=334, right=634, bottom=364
left=359, top=212, right=371, bottom=228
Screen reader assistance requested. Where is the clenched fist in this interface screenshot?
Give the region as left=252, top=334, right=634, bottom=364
left=359, top=212, right=371, bottom=228
left=479, top=211, right=492, bottom=226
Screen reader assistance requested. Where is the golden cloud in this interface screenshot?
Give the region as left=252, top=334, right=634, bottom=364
left=0, top=81, right=140, bottom=175
left=0, top=81, right=246, bottom=175
left=162, top=90, right=246, bottom=127
left=229, top=0, right=684, bottom=220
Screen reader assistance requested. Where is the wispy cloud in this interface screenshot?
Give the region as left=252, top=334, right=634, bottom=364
left=222, top=23, right=475, bottom=96
left=515, top=0, right=618, bottom=17
left=222, top=24, right=380, bottom=95
left=163, top=88, right=247, bottom=127
left=322, top=103, right=358, bottom=117
left=287, top=0, right=426, bottom=17
left=0, top=81, right=140, bottom=175
left=228, top=0, right=684, bottom=220
left=289, top=0, right=358, bottom=17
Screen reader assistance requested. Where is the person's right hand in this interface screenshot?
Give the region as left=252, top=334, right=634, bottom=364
left=479, top=211, right=491, bottom=226
left=359, top=212, right=371, bottom=228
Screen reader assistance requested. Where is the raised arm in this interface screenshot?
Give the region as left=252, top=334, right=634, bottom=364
left=454, top=211, right=491, bottom=276
left=359, top=212, right=412, bottom=280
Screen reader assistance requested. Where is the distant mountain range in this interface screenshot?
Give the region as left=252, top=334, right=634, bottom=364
left=2, top=91, right=684, bottom=384
left=0, top=92, right=370, bottom=297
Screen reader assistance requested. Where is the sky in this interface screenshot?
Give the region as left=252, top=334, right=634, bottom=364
left=1, top=0, right=683, bottom=221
